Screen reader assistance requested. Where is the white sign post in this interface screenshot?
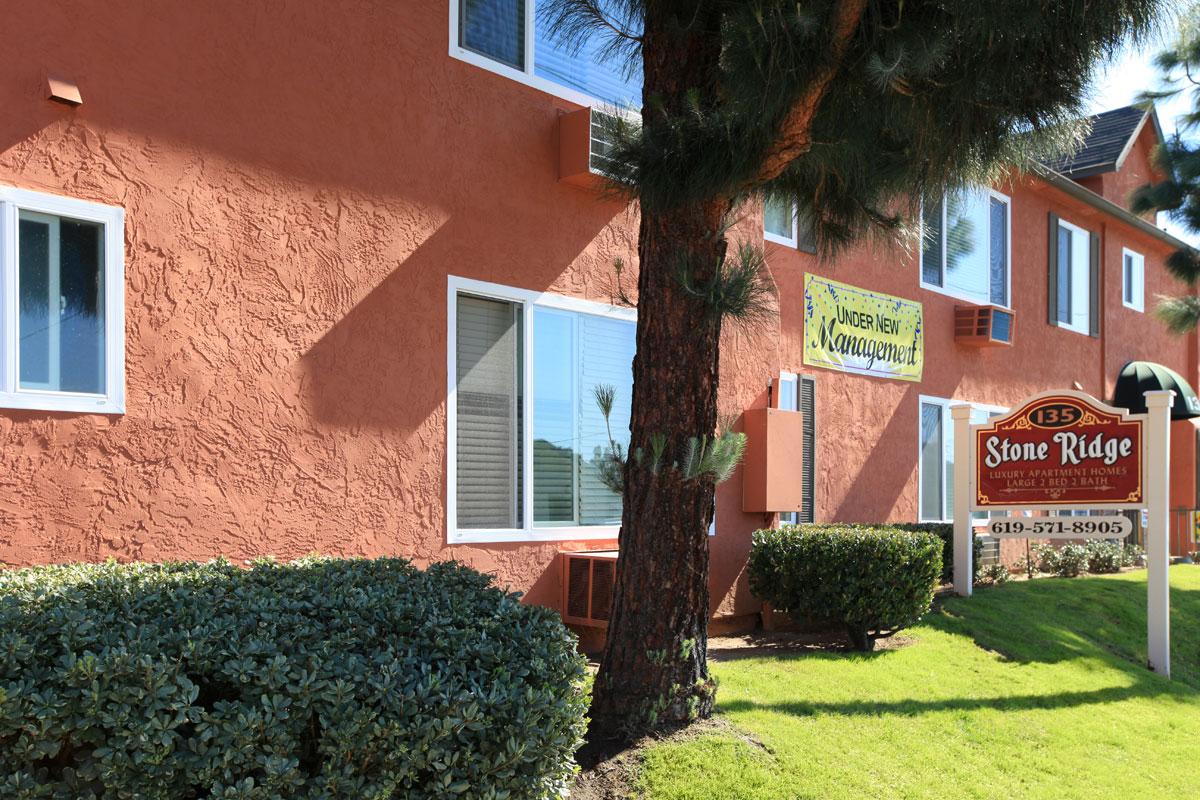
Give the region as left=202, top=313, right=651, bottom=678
left=951, top=404, right=974, bottom=598
left=951, top=389, right=1174, bottom=678
left=1144, top=391, right=1173, bottom=677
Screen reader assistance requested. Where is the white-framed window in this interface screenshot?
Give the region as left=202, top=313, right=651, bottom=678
left=449, top=0, right=642, bottom=109
left=763, top=196, right=816, bottom=253
left=921, top=188, right=1011, bottom=307
left=1053, top=217, right=1093, bottom=335
left=764, top=196, right=798, bottom=247
left=447, top=275, right=636, bottom=543
left=1122, top=248, right=1145, bottom=312
left=0, top=187, right=124, bottom=414
left=776, top=371, right=817, bottom=525
left=918, top=396, right=1006, bottom=524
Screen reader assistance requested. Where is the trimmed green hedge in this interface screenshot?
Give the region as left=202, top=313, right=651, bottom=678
left=748, top=525, right=943, bottom=651
left=0, top=558, right=588, bottom=799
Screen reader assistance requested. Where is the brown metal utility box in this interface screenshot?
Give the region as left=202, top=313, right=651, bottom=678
left=741, top=408, right=805, bottom=513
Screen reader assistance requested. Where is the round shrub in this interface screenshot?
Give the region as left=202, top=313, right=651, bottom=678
left=1085, top=540, right=1126, bottom=574
left=0, top=557, right=588, bottom=799
left=1034, top=542, right=1090, bottom=577
left=979, top=562, right=1012, bottom=586
left=748, top=525, right=943, bottom=651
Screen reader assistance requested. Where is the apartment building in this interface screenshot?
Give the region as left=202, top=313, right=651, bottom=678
left=1, top=3, right=1195, bottom=639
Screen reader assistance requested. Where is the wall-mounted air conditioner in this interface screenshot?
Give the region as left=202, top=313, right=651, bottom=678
left=954, top=305, right=1015, bottom=347
left=560, top=549, right=618, bottom=627
left=558, top=107, right=626, bottom=188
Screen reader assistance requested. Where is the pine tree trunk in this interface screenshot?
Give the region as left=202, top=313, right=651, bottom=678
left=587, top=201, right=729, bottom=740
left=586, top=4, right=732, bottom=743
left=585, top=3, right=736, bottom=743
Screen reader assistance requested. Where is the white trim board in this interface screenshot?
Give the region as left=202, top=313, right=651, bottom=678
left=447, top=0, right=640, bottom=116
left=0, top=185, right=125, bottom=414
left=919, top=187, right=1013, bottom=310
left=446, top=274, right=634, bottom=545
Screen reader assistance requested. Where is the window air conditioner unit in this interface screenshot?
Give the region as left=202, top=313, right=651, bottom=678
left=560, top=549, right=618, bottom=627
left=558, top=107, right=628, bottom=188
left=954, top=304, right=1014, bottom=347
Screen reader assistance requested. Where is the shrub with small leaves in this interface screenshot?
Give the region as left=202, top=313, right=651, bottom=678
left=748, top=525, right=942, bottom=652
left=883, top=523, right=984, bottom=586
left=1121, top=543, right=1145, bottom=568
left=1033, top=542, right=1060, bottom=574
left=1034, top=543, right=1090, bottom=577
left=0, top=557, right=588, bottom=799
left=1085, top=540, right=1127, bottom=574
left=979, top=563, right=1012, bottom=586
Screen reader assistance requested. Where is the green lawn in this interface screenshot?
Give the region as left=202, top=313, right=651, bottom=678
left=640, top=566, right=1200, bottom=799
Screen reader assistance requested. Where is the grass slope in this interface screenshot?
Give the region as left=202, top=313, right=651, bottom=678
left=640, top=566, right=1200, bottom=800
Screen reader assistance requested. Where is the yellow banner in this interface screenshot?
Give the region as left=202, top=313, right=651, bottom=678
left=803, top=274, right=923, bottom=382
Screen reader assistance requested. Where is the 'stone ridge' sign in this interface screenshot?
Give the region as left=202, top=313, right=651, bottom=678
left=802, top=274, right=923, bottom=382
left=975, top=394, right=1143, bottom=507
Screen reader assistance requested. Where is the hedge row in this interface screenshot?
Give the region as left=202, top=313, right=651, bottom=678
left=0, top=557, right=588, bottom=799
left=748, top=524, right=943, bottom=651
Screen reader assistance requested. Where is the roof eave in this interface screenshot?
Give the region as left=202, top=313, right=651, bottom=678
left=1031, top=163, right=1192, bottom=252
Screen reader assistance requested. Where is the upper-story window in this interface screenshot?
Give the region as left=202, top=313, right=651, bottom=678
left=921, top=188, right=1010, bottom=307
left=764, top=195, right=816, bottom=253
left=449, top=276, right=636, bottom=543
left=0, top=187, right=124, bottom=414
left=1050, top=216, right=1096, bottom=336
left=453, top=0, right=643, bottom=109
left=1122, top=248, right=1145, bottom=312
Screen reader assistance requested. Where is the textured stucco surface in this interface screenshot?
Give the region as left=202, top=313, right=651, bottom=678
left=0, top=1, right=777, bottom=618
left=1, top=3, right=1195, bottom=625
left=771, top=171, right=1196, bottom=529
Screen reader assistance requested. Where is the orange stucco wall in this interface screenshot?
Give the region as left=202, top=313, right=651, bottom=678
left=771, top=171, right=1194, bottom=530
left=0, top=2, right=778, bottom=622
left=1, top=3, right=1196, bottom=629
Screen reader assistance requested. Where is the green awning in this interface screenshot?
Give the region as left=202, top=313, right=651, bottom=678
left=1112, top=361, right=1200, bottom=420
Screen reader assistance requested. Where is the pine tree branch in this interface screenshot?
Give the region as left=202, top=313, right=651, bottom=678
left=749, top=0, right=869, bottom=188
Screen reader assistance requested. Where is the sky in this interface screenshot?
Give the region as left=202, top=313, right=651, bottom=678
left=1088, top=12, right=1195, bottom=244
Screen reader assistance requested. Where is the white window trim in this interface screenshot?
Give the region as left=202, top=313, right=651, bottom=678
left=1122, top=247, right=1145, bottom=312
left=448, top=0, right=636, bottom=113
left=0, top=186, right=124, bottom=415
left=764, top=198, right=799, bottom=248
left=1054, top=217, right=1091, bottom=335
left=919, top=188, right=1012, bottom=310
left=777, top=371, right=800, bottom=526
left=917, top=395, right=1007, bottom=525
left=446, top=275, right=636, bottom=544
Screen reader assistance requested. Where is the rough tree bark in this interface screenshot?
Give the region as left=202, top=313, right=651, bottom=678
left=587, top=200, right=731, bottom=739
left=587, top=5, right=733, bottom=740
left=588, top=1, right=868, bottom=741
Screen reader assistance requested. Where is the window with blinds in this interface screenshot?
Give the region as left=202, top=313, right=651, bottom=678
left=799, top=376, right=816, bottom=523
left=456, top=295, right=523, bottom=529
left=920, top=188, right=1010, bottom=307
left=777, top=374, right=817, bottom=525
left=454, top=0, right=642, bottom=109
left=1048, top=216, right=1097, bottom=336
left=453, top=289, right=635, bottom=536
left=533, top=309, right=634, bottom=527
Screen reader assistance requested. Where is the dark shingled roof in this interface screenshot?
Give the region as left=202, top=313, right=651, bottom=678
left=1042, top=105, right=1154, bottom=177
